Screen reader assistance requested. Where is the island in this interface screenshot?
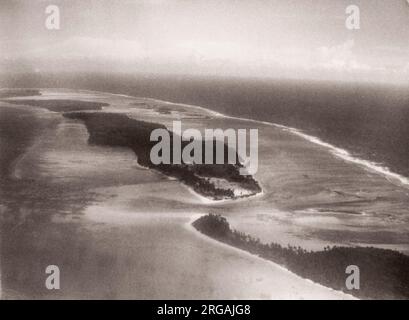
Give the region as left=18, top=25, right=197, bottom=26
left=192, top=214, right=409, bottom=299
left=63, top=112, right=262, bottom=200
left=2, top=97, right=262, bottom=201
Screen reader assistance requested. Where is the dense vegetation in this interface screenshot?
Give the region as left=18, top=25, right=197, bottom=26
left=3, top=99, right=108, bottom=112
left=63, top=112, right=261, bottom=200
left=1, top=96, right=260, bottom=200
left=193, top=214, right=409, bottom=299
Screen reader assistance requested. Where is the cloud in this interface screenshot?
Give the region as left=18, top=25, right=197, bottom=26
left=16, top=37, right=145, bottom=61
left=172, top=41, right=249, bottom=63
left=316, top=39, right=370, bottom=72
left=2, top=35, right=408, bottom=84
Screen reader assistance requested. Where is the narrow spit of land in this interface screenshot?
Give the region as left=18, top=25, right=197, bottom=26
left=193, top=214, right=409, bottom=300
left=0, top=89, right=41, bottom=98
left=3, top=99, right=109, bottom=112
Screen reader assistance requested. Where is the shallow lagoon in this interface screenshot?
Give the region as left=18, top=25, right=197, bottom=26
left=1, top=88, right=408, bottom=299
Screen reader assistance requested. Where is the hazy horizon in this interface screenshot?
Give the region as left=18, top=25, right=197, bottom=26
left=1, top=0, right=409, bottom=84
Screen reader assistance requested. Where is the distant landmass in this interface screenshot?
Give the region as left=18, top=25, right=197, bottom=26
left=4, top=99, right=108, bottom=112
left=0, top=89, right=41, bottom=98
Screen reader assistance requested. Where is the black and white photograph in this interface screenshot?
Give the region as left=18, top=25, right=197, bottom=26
left=1, top=0, right=409, bottom=304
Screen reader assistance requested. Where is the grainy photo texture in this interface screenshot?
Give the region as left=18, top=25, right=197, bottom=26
left=0, top=0, right=409, bottom=302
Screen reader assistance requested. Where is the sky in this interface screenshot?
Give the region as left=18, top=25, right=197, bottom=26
left=1, top=0, right=409, bottom=83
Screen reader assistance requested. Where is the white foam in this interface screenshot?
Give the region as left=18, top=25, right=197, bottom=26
left=168, top=100, right=409, bottom=188
left=35, top=88, right=409, bottom=188
left=149, top=97, right=409, bottom=188
left=280, top=126, right=409, bottom=187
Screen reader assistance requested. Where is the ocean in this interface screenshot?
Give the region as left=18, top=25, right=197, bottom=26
left=1, top=89, right=365, bottom=299
left=4, top=73, right=408, bottom=181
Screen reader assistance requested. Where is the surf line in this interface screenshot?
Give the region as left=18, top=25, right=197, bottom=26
left=76, top=89, right=409, bottom=188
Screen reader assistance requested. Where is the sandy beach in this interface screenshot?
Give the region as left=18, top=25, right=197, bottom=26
left=1, top=88, right=409, bottom=299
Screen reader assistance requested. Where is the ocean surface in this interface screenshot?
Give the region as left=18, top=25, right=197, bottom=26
left=0, top=89, right=362, bottom=299
left=4, top=73, right=409, bottom=180
left=1, top=75, right=409, bottom=299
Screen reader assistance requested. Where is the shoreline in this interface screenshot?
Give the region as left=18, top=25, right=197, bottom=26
left=184, top=183, right=265, bottom=205
left=1, top=91, right=264, bottom=203
left=189, top=214, right=409, bottom=299
left=1, top=88, right=407, bottom=299
left=63, top=111, right=262, bottom=202
left=4, top=87, right=409, bottom=200
left=6, top=87, right=409, bottom=189
left=185, top=214, right=356, bottom=300
left=72, top=88, right=409, bottom=190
